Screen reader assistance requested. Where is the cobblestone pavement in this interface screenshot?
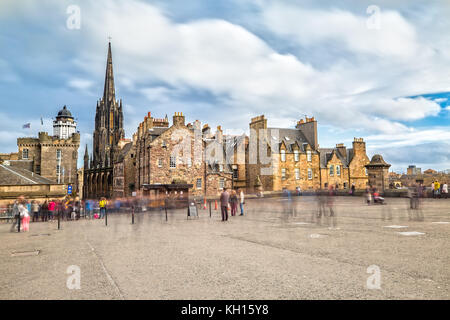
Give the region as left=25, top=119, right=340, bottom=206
left=0, top=196, right=449, bottom=300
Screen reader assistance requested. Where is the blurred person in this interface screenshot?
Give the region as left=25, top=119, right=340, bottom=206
left=365, top=186, right=372, bottom=205
left=114, top=198, right=122, bottom=214
left=31, top=200, right=40, bottom=222
left=18, top=197, right=30, bottom=232
left=220, top=188, right=229, bottom=221
left=282, top=187, right=293, bottom=220
left=48, top=199, right=56, bottom=221
left=434, top=181, right=440, bottom=199
left=230, top=190, right=238, bottom=217
left=442, top=182, right=448, bottom=199
left=239, top=189, right=245, bottom=216
left=99, top=197, right=107, bottom=219
left=41, top=200, right=49, bottom=222
left=85, top=199, right=93, bottom=219
left=351, top=183, right=356, bottom=196
left=9, top=200, right=20, bottom=232
left=327, top=185, right=337, bottom=227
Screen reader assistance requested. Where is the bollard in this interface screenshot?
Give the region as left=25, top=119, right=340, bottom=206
left=17, top=214, right=20, bottom=233
left=105, top=209, right=108, bottom=226
left=58, top=211, right=60, bottom=230
left=132, top=207, right=135, bottom=224
left=209, top=200, right=212, bottom=218
left=165, top=206, right=168, bottom=222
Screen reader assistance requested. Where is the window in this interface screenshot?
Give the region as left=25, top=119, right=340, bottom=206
left=329, top=165, right=334, bottom=176
left=187, top=157, right=192, bottom=168
left=22, top=149, right=29, bottom=159
left=308, top=168, right=312, bottom=180
left=281, top=150, right=286, bottom=162
left=233, top=169, right=238, bottom=179
left=56, top=149, right=62, bottom=160
left=307, top=150, right=311, bottom=162
left=170, top=156, right=176, bottom=168
left=158, top=159, right=163, bottom=168
left=219, top=178, right=225, bottom=189
left=294, top=150, right=299, bottom=162
left=281, top=168, right=286, bottom=180
left=295, top=168, right=300, bottom=180
left=219, top=164, right=223, bottom=172
left=35, top=165, right=41, bottom=174
left=196, top=178, right=202, bottom=189
left=56, top=164, right=61, bottom=175
left=162, top=140, right=167, bottom=147
left=336, top=165, right=341, bottom=176
left=344, top=182, right=348, bottom=189
left=365, top=168, right=368, bottom=176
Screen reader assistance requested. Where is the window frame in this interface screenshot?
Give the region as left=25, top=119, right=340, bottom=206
left=308, top=168, right=312, bottom=180
left=307, top=150, right=312, bottom=162
left=295, top=168, right=300, bottom=180
left=294, top=150, right=299, bottom=162
left=280, top=149, right=286, bottom=162
left=169, top=155, right=176, bottom=168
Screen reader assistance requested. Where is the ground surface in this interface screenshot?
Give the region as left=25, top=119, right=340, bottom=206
left=0, top=196, right=449, bottom=300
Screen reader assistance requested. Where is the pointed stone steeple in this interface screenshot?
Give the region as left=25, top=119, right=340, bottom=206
left=103, top=42, right=115, bottom=102
left=84, top=144, right=89, bottom=169
left=92, top=42, right=125, bottom=168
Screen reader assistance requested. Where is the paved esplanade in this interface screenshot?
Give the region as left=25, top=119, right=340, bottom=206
left=0, top=197, right=448, bottom=299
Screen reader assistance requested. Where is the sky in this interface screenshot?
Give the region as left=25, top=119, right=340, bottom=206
left=0, top=0, right=449, bottom=173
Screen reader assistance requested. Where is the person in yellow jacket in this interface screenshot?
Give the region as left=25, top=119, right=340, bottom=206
left=434, top=181, right=441, bottom=198
left=99, top=197, right=107, bottom=219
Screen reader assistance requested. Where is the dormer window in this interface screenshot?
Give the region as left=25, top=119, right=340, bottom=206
left=307, top=150, right=311, bottom=162
left=281, top=149, right=286, bottom=162
left=162, top=140, right=167, bottom=148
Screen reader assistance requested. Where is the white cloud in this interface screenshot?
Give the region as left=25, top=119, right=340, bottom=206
left=68, top=78, right=94, bottom=91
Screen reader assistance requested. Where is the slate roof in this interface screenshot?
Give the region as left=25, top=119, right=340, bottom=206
left=116, top=142, right=133, bottom=162
left=268, top=128, right=310, bottom=152
left=318, top=147, right=355, bottom=168
left=0, top=164, right=56, bottom=185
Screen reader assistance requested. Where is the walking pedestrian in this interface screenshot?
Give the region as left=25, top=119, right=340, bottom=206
left=239, top=189, right=245, bottom=216
left=9, top=200, right=20, bottom=232
left=18, top=197, right=30, bottom=232
left=442, top=182, right=448, bottom=199
left=230, top=190, right=238, bottom=216
left=434, top=181, right=441, bottom=199
left=365, top=186, right=372, bottom=205
left=31, top=200, right=40, bottom=222
left=48, top=199, right=56, bottom=221
left=220, top=188, right=230, bottom=221
left=351, top=183, right=356, bottom=196
left=99, top=197, right=107, bottom=219
left=41, top=200, right=49, bottom=222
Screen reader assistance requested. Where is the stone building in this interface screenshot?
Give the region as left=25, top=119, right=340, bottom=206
left=319, top=138, right=370, bottom=190
left=246, top=115, right=370, bottom=192
left=112, top=138, right=136, bottom=198
left=83, top=42, right=125, bottom=199
left=365, top=154, right=391, bottom=192
left=0, top=106, right=80, bottom=187
left=247, top=115, right=321, bottom=192
left=134, top=112, right=232, bottom=197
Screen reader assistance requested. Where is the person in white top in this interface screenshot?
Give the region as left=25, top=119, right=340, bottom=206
left=442, top=183, right=448, bottom=198
left=239, top=189, right=245, bottom=216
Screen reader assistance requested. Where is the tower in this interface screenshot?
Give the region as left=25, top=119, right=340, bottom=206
left=92, top=42, right=125, bottom=168
left=53, top=105, right=77, bottom=139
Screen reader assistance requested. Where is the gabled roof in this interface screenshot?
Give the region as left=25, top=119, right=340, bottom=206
left=0, top=164, right=56, bottom=185
left=319, top=147, right=352, bottom=168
